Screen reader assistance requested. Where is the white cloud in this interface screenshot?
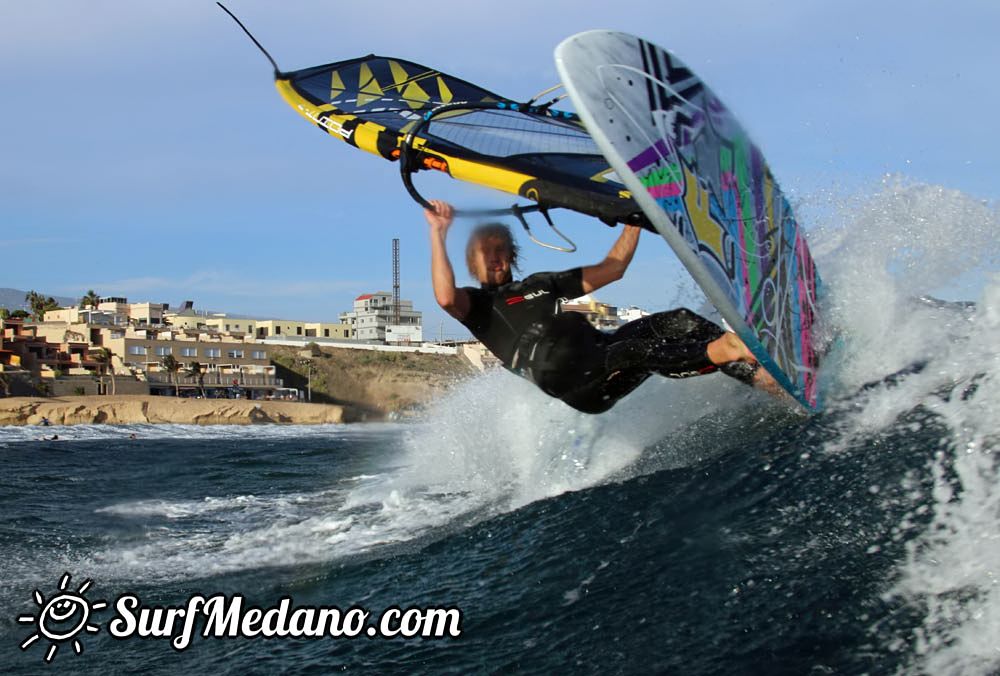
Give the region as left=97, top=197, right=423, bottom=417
left=60, top=270, right=374, bottom=301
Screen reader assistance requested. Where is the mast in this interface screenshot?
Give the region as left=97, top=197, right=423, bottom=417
left=392, top=238, right=401, bottom=326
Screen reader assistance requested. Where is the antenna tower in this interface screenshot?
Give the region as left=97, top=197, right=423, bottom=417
left=392, top=238, right=401, bottom=325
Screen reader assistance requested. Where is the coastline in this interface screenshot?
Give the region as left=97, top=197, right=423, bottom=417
left=0, top=395, right=360, bottom=426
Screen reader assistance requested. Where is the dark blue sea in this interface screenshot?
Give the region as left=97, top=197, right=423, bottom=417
left=2, top=183, right=998, bottom=674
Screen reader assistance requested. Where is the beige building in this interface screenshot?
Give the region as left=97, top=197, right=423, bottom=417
left=1, top=318, right=101, bottom=377
left=20, top=299, right=292, bottom=398
left=252, top=320, right=353, bottom=340
left=102, top=329, right=279, bottom=397
left=457, top=341, right=502, bottom=371
left=203, top=316, right=258, bottom=336
left=561, top=294, right=621, bottom=331
left=86, top=297, right=165, bottom=326
left=254, top=319, right=306, bottom=339
left=109, top=337, right=273, bottom=373
left=163, top=301, right=204, bottom=330
left=129, top=302, right=165, bottom=326
left=164, top=314, right=204, bottom=331
left=305, top=322, right=353, bottom=340
left=44, top=307, right=128, bottom=327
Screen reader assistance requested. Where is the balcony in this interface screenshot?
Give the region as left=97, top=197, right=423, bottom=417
left=146, top=373, right=283, bottom=388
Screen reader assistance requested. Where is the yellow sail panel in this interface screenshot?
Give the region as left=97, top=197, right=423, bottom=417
left=329, top=69, right=346, bottom=102
left=436, top=76, right=454, bottom=104
left=357, top=63, right=383, bottom=106
left=388, top=60, right=431, bottom=109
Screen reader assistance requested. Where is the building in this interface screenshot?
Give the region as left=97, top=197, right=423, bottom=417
left=617, top=305, right=650, bottom=323
left=340, top=292, right=422, bottom=343
left=385, top=324, right=422, bottom=344
left=456, top=341, right=502, bottom=371
left=102, top=327, right=280, bottom=398
left=252, top=319, right=353, bottom=341
left=163, top=300, right=205, bottom=330
left=89, top=297, right=165, bottom=326
left=203, top=316, right=258, bottom=337
left=27, top=298, right=286, bottom=398
left=164, top=313, right=204, bottom=331
left=1, top=318, right=102, bottom=378
left=253, top=319, right=305, bottom=339
left=304, top=322, right=353, bottom=340
left=561, top=294, right=621, bottom=331
left=44, top=307, right=128, bottom=327
left=129, top=302, right=165, bottom=326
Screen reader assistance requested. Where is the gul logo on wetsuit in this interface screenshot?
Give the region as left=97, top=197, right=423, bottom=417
left=505, top=289, right=550, bottom=305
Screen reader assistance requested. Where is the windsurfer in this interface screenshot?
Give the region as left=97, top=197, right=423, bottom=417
left=426, top=200, right=778, bottom=413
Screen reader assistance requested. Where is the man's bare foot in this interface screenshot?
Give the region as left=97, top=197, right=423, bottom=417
left=709, top=332, right=790, bottom=400
left=750, top=363, right=788, bottom=398
left=706, top=331, right=755, bottom=365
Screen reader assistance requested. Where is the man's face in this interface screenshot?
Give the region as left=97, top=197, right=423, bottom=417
left=472, top=236, right=513, bottom=286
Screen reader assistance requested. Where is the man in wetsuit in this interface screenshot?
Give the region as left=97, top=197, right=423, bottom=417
left=426, top=200, right=769, bottom=414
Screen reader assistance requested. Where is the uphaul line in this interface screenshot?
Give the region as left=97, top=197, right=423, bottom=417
left=108, top=594, right=462, bottom=650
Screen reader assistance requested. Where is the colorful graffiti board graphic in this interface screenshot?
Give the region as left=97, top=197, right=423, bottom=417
left=557, top=32, right=821, bottom=408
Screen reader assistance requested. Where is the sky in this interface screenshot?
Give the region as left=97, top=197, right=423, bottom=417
left=2, top=0, right=997, bottom=339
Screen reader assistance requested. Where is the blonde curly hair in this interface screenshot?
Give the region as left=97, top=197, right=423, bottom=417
left=465, top=223, right=520, bottom=278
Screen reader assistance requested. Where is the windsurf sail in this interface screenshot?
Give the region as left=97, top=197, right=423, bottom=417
left=217, top=4, right=641, bottom=233
left=277, top=57, right=641, bottom=226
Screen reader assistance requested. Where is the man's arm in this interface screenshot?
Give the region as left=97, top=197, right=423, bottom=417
left=580, top=224, right=641, bottom=294
left=426, top=200, right=471, bottom=321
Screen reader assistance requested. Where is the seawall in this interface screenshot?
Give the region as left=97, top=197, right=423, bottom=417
left=0, top=395, right=356, bottom=426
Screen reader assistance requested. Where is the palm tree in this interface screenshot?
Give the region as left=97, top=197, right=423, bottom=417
left=80, top=289, right=100, bottom=310
left=25, top=290, right=60, bottom=322
left=92, top=347, right=116, bottom=395
left=160, top=354, right=181, bottom=396
left=187, top=361, right=207, bottom=398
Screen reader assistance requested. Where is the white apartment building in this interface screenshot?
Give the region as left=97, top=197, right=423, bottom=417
left=618, top=305, right=650, bottom=323
left=340, top=292, right=422, bottom=343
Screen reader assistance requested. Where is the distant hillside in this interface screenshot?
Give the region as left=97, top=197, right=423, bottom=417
left=269, top=344, right=476, bottom=416
left=0, top=288, right=78, bottom=312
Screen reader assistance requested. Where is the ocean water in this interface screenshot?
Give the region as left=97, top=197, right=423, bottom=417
left=2, top=181, right=998, bottom=674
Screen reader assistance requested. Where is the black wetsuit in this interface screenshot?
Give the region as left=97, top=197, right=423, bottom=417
left=459, top=268, right=735, bottom=414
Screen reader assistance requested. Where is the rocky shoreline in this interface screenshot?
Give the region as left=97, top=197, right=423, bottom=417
left=0, top=395, right=359, bottom=426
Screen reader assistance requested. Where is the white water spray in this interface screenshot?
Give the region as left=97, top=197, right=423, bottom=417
left=809, top=179, right=1000, bottom=675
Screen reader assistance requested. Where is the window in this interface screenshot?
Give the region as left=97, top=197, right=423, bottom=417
left=296, top=326, right=303, bottom=335
left=275, top=326, right=281, bottom=335
left=127, top=345, right=147, bottom=355
left=180, top=347, right=197, bottom=357
left=205, top=348, right=221, bottom=358
left=324, top=329, right=330, bottom=337
left=227, top=349, right=244, bottom=359
left=155, top=346, right=172, bottom=356
left=251, top=350, right=267, bottom=360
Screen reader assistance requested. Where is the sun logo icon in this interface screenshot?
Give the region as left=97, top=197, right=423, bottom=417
left=18, top=572, right=107, bottom=663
